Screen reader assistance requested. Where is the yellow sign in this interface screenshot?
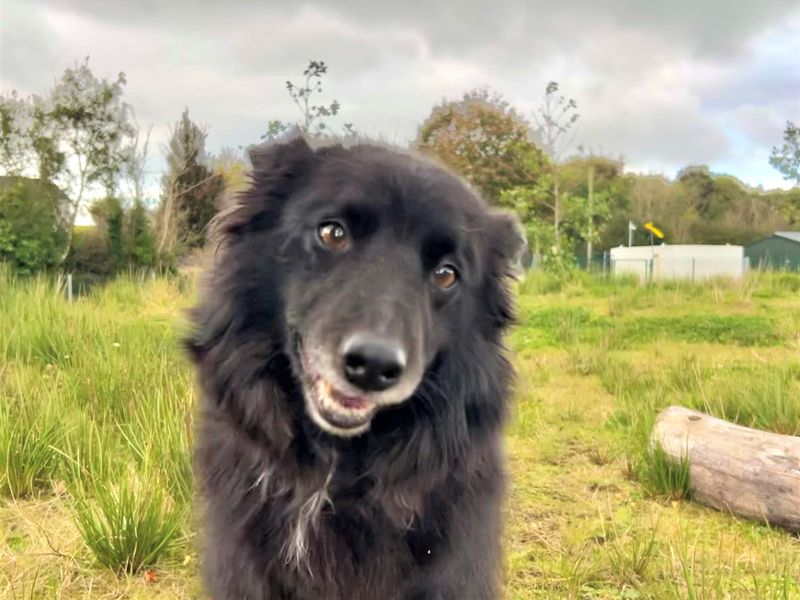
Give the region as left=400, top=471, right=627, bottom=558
left=644, top=222, right=665, bottom=239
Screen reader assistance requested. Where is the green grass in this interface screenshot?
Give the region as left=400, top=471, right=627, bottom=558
left=1, top=266, right=799, bottom=598
left=0, top=402, right=61, bottom=498
left=71, top=470, right=185, bottom=573
left=515, top=306, right=782, bottom=349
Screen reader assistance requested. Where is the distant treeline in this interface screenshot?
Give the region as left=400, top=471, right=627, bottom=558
left=1, top=60, right=797, bottom=278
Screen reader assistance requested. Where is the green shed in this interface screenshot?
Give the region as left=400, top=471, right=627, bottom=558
left=745, top=232, right=800, bottom=270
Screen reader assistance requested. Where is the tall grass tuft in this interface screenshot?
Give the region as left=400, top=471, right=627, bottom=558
left=605, top=517, right=660, bottom=587
left=633, top=444, right=691, bottom=500
left=70, top=470, right=185, bottom=573
left=662, top=523, right=800, bottom=599
left=0, top=401, right=61, bottom=498
left=686, top=364, right=800, bottom=436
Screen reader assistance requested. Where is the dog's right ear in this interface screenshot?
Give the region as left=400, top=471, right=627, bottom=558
left=213, top=129, right=317, bottom=241
left=247, top=126, right=314, bottom=181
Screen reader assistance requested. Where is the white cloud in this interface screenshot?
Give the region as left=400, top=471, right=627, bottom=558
left=2, top=0, right=798, bottom=192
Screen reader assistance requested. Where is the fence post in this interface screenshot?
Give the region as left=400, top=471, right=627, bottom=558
left=67, top=273, right=73, bottom=303
left=691, top=258, right=696, bottom=282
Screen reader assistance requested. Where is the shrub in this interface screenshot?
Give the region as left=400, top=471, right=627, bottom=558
left=0, top=178, right=69, bottom=274
left=66, top=199, right=158, bottom=275
left=65, top=226, right=111, bottom=275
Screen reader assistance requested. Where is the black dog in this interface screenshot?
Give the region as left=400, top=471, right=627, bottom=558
left=186, top=134, right=523, bottom=600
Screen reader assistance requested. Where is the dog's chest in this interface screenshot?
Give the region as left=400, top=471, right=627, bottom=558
left=244, top=463, right=403, bottom=558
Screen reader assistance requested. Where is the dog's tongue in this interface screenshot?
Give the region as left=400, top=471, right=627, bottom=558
left=335, top=391, right=369, bottom=409
left=320, top=380, right=370, bottom=410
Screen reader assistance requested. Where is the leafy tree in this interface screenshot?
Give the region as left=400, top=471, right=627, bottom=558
left=45, top=57, right=135, bottom=261
left=778, top=187, right=800, bottom=226
left=125, top=199, right=156, bottom=268
left=416, top=88, right=546, bottom=203
left=210, top=146, right=250, bottom=195
left=120, top=116, right=156, bottom=268
left=502, top=155, right=626, bottom=271
left=676, top=165, right=719, bottom=218
left=0, top=177, right=69, bottom=274
left=157, top=109, right=224, bottom=258
left=107, top=199, right=124, bottom=271
left=88, top=196, right=124, bottom=273
left=67, top=198, right=156, bottom=275
left=610, top=168, right=796, bottom=249
left=560, top=156, right=628, bottom=262
left=0, top=92, right=65, bottom=181
left=770, top=121, right=800, bottom=185
left=500, top=183, right=568, bottom=273
left=0, top=91, right=32, bottom=176
left=262, top=60, right=354, bottom=140
left=29, top=95, right=66, bottom=182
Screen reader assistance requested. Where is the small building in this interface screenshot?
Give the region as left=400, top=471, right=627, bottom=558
left=745, top=232, right=800, bottom=271
left=610, top=244, right=746, bottom=281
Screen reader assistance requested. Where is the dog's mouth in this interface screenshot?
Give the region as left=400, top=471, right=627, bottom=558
left=306, top=377, right=377, bottom=435
left=292, top=333, right=377, bottom=436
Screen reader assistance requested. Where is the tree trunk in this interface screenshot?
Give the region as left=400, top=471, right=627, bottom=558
left=58, top=202, right=80, bottom=264
left=58, top=174, right=87, bottom=265
left=553, top=177, right=560, bottom=245
left=586, top=165, right=594, bottom=267
left=652, top=405, right=800, bottom=532
left=157, top=176, right=177, bottom=256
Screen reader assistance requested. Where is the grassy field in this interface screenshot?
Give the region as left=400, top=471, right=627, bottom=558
left=1, top=268, right=799, bottom=599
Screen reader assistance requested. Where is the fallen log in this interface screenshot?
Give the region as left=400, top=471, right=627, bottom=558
left=651, top=405, right=800, bottom=532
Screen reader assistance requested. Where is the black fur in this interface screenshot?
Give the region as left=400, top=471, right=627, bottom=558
left=187, top=135, right=523, bottom=600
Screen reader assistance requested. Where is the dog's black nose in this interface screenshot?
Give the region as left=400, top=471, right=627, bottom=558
left=342, top=333, right=406, bottom=392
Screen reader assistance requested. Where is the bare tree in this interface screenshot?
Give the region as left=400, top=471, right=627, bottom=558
left=531, top=81, right=580, bottom=244
left=123, top=114, right=152, bottom=206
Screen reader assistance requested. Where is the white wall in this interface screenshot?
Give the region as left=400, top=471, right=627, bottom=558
left=610, top=244, right=745, bottom=281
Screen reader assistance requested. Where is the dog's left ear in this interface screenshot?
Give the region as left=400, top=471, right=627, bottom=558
left=487, top=209, right=527, bottom=277
left=480, top=209, right=525, bottom=331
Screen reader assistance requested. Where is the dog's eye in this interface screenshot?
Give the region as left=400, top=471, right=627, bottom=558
left=317, top=221, right=350, bottom=252
left=431, top=264, right=458, bottom=289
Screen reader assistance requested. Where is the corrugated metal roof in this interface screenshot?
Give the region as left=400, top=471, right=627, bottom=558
left=775, top=232, right=800, bottom=244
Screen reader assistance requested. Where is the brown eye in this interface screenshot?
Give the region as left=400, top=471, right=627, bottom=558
left=432, top=264, right=458, bottom=289
left=317, top=221, right=349, bottom=251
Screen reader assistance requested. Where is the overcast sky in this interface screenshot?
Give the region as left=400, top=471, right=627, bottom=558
left=2, top=0, right=800, bottom=198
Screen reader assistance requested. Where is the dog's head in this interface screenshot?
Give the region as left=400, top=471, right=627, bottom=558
left=191, top=134, right=523, bottom=438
